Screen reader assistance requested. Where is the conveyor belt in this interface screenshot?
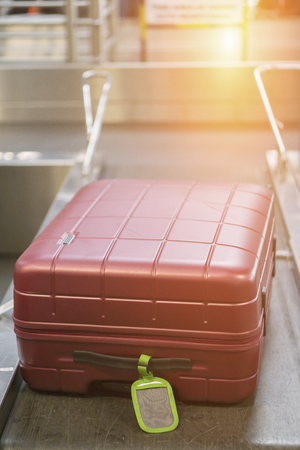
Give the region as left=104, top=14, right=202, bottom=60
left=0, top=124, right=300, bottom=449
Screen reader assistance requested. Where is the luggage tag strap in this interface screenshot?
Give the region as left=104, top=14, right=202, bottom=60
left=137, top=354, right=153, bottom=381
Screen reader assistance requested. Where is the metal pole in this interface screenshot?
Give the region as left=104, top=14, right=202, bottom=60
left=139, top=0, right=147, bottom=62
left=242, top=0, right=248, bottom=61
left=66, top=0, right=77, bottom=62
left=108, top=0, right=118, bottom=61
left=90, top=0, right=101, bottom=60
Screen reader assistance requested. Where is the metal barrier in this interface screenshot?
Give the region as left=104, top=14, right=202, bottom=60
left=0, top=0, right=118, bottom=62
left=82, top=69, right=112, bottom=177
left=254, top=63, right=300, bottom=173
left=255, top=63, right=300, bottom=289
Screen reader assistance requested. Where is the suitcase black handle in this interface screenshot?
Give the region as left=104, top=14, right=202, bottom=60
left=73, top=351, right=192, bottom=372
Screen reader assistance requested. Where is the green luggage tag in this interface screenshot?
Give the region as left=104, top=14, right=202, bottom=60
left=131, top=354, right=179, bottom=434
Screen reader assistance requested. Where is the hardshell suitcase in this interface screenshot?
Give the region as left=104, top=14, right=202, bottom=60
left=13, top=179, right=276, bottom=403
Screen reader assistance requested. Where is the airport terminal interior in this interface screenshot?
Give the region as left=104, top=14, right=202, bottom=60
left=0, top=0, right=300, bottom=448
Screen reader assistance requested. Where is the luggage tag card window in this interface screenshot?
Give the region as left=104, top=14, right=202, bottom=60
left=131, top=354, right=179, bottom=434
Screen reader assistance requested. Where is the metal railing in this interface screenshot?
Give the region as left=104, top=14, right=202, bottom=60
left=82, top=69, right=112, bottom=177
left=0, top=0, right=118, bottom=62
left=254, top=63, right=300, bottom=175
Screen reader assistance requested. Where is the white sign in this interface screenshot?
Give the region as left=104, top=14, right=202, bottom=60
left=145, top=0, right=245, bottom=26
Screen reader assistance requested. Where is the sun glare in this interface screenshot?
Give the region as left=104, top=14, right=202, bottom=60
left=223, top=30, right=239, bottom=54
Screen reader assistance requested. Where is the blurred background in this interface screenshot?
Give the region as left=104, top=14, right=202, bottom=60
left=0, top=0, right=299, bottom=62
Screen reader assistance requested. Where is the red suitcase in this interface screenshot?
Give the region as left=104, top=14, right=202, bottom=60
left=13, top=179, right=275, bottom=403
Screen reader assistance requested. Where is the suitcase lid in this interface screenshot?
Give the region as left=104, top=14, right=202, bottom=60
left=14, top=179, right=275, bottom=339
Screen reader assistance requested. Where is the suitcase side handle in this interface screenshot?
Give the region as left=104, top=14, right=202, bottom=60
left=73, top=351, right=192, bottom=372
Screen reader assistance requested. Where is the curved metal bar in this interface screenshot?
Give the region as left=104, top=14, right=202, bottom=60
left=254, top=63, right=300, bottom=165
left=82, top=70, right=112, bottom=177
